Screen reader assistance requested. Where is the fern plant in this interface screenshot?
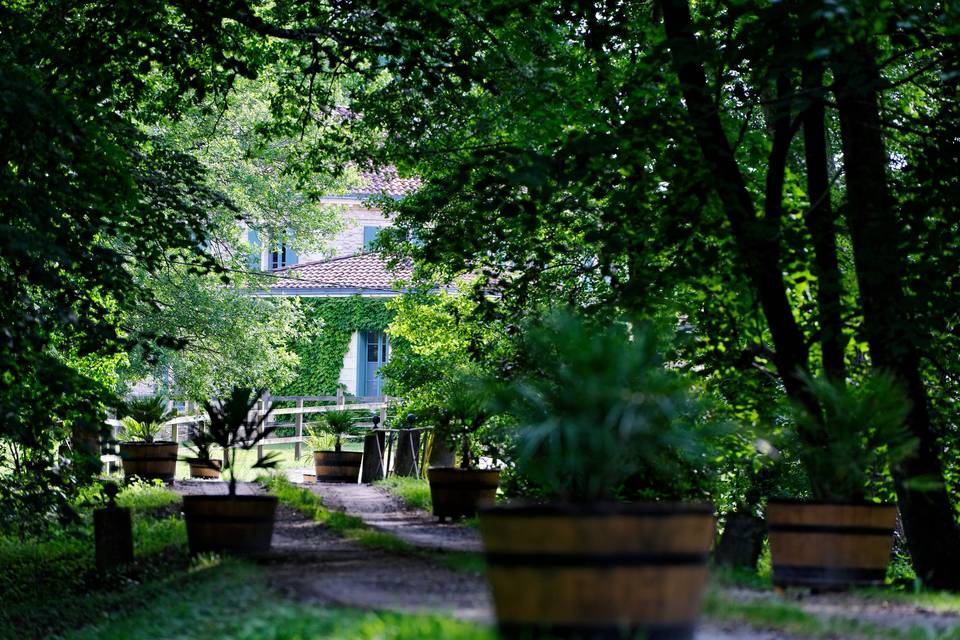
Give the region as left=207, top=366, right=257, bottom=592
left=788, top=373, right=914, bottom=502
left=119, top=397, right=170, bottom=443
left=187, top=387, right=280, bottom=497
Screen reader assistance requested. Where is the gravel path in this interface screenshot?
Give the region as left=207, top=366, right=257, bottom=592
left=304, top=481, right=483, bottom=552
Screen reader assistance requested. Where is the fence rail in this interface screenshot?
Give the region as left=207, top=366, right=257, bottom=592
left=106, top=390, right=403, bottom=468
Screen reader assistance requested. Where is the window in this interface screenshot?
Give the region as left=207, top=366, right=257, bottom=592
left=363, top=226, right=381, bottom=250
left=269, top=243, right=298, bottom=269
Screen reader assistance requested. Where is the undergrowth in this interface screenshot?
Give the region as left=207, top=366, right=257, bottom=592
left=375, top=476, right=432, bottom=512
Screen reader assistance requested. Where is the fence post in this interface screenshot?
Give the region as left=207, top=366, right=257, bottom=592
left=336, top=387, right=344, bottom=407
left=294, top=399, right=304, bottom=462
left=360, top=429, right=386, bottom=483
left=256, top=392, right=272, bottom=463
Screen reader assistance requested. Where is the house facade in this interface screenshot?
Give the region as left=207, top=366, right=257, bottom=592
left=250, top=170, right=419, bottom=399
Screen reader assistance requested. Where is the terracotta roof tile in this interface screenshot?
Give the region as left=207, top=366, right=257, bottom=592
left=268, top=252, right=412, bottom=292
left=350, top=167, right=421, bottom=198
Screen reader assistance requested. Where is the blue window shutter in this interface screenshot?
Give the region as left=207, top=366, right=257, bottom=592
left=363, top=226, right=379, bottom=250
left=285, top=229, right=298, bottom=266
left=355, top=332, right=367, bottom=397
left=247, top=229, right=261, bottom=271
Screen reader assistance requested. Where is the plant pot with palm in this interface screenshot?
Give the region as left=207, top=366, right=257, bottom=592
left=312, top=410, right=365, bottom=483
left=482, top=310, right=722, bottom=640
left=768, top=373, right=914, bottom=590
left=182, top=387, right=281, bottom=555
left=426, top=375, right=501, bottom=522
left=118, top=397, right=178, bottom=483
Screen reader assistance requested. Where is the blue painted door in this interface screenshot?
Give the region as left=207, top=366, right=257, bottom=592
left=361, top=331, right=388, bottom=398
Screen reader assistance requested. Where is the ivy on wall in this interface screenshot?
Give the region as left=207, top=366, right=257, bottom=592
left=278, top=296, right=392, bottom=396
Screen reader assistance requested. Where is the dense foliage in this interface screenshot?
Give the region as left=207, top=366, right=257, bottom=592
left=280, top=297, right=392, bottom=396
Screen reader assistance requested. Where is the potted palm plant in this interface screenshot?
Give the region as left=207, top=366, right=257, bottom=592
left=768, top=373, right=914, bottom=590
left=427, top=374, right=500, bottom=521
left=182, top=386, right=280, bottom=555
left=301, top=427, right=337, bottom=483
left=313, top=410, right=365, bottom=483
left=118, top=397, right=178, bottom=482
left=482, top=310, right=721, bottom=640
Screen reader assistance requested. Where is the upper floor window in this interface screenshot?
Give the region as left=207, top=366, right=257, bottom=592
left=363, top=226, right=381, bottom=250
left=270, top=243, right=297, bottom=269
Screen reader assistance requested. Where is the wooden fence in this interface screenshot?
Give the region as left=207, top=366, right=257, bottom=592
left=106, top=391, right=432, bottom=477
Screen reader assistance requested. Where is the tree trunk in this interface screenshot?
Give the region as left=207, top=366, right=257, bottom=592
left=659, top=0, right=815, bottom=411
left=831, top=40, right=960, bottom=589
left=715, top=511, right=766, bottom=569
left=798, top=14, right=847, bottom=382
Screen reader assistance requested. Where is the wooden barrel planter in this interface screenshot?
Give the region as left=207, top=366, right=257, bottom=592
left=119, top=442, right=178, bottom=482
left=188, top=459, right=222, bottom=479
left=314, top=450, right=363, bottom=483
left=479, top=502, right=715, bottom=640
left=427, top=467, right=500, bottom=520
left=767, top=500, right=897, bottom=589
left=182, top=495, right=278, bottom=555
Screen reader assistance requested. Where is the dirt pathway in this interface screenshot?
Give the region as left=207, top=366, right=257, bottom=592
left=173, top=481, right=960, bottom=639
left=304, top=481, right=482, bottom=552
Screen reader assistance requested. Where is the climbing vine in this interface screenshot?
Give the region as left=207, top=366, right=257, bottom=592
left=279, top=296, right=393, bottom=396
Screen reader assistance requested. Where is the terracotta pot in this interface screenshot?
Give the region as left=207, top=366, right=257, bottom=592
left=314, top=450, right=362, bottom=483
left=189, top=459, right=222, bottom=479
left=183, top=495, right=278, bottom=555
left=479, top=502, right=715, bottom=639
left=427, top=467, right=500, bottom=520
left=120, top=441, right=178, bottom=482
left=301, top=473, right=317, bottom=483
left=767, top=500, right=897, bottom=589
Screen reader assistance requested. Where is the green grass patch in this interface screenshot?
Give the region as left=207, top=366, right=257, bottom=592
left=117, top=480, right=182, bottom=513
left=440, top=551, right=486, bottom=574
left=266, top=476, right=485, bottom=574
left=265, top=476, right=411, bottom=553
left=0, top=503, right=188, bottom=637
left=705, top=590, right=960, bottom=639
left=855, top=587, right=960, bottom=615
left=375, top=476, right=433, bottom=511
left=65, top=559, right=493, bottom=640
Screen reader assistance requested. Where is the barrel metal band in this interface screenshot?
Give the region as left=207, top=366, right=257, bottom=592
left=433, top=483, right=499, bottom=491
left=485, top=552, right=709, bottom=568
left=498, top=622, right=694, bottom=640
left=185, top=515, right=272, bottom=524
left=768, top=524, right=894, bottom=536
left=773, top=565, right=887, bottom=584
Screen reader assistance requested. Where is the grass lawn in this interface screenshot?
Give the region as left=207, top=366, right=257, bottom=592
left=0, top=480, right=491, bottom=639
left=65, top=560, right=492, bottom=640
left=168, top=441, right=365, bottom=481
left=375, top=476, right=433, bottom=511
